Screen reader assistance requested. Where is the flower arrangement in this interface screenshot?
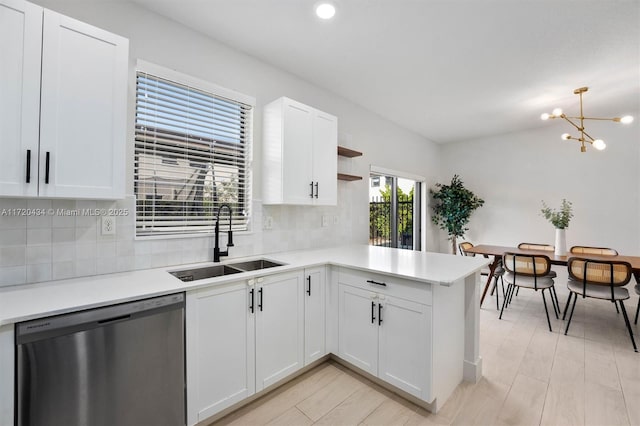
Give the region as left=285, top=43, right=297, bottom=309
left=541, top=199, right=573, bottom=229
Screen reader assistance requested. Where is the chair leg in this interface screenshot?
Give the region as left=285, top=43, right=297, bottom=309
left=614, top=300, right=620, bottom=314
left=548, top=288, right=559, bottom=319
left=618, top=300, right=638, bottom=352
left=501, top=276, right=506, bottom=298
left=508, top=283, right=516, bottom=305
left=564, top=293, right=578, bottom=335
left=516, top=286, right=520, bottom=297
left=541, top=289, right=553, bottom=332
left=562, top=291, right=573, bottom=320
left=494, top=278, right=500, bottom=310
left=551, top=286, right=560, bottom=313
left=635, top=298, right=639, bottom=325
left=499, top=284, right=512, bottom=320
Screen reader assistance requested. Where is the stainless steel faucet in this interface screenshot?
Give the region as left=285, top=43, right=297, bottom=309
left=214, top=204, right=234, bottom=262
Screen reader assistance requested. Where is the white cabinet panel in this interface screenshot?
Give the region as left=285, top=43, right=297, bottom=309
left=338, top=284, right=378, bottom=375
left=186, top=282, right=255, bottom=425
left=263, top=97, right=337, bottom=205
left=255, top=270, right=304, bottom=391
left=304, top=266, right=326, bottom=364
left=378, top=296, right=432, bottom=400
left=0, top=0, right=128, bottom=199
left=0, top=0, right=42, bottom=197
left=39, top=10, right=127, bottom=199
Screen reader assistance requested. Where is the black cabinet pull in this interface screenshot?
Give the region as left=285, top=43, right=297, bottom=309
left=306, top=276, right=311, bottom=296
left=366, top=279, right=387, bottom=287
left=314, top=182, right=319, bottom=198
left=26, top=150, right=31, bottom=183
left=371, top=301, right=376, bottom=324
left=45, top=152, right=50, bottom=184
left=309, top=181, right=314, bottom=198
left=258, top=287, right=263, bottom=311
left=249, top=288, right=254, bottom=313
left=378, top=303, right=383, bottom=325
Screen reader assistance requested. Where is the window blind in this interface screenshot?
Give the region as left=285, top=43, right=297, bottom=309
left=134, top=71, right=252, bottom=237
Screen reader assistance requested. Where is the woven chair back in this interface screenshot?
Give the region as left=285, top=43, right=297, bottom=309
left=503, top=253, right=551, bottom=276
left=459, top=242, right=474, bottom=256
left=570, top=246, right=618, bottom=256
left=518, top=243, right=555, bottom=252
left=568, top=258, right=631, bottom=287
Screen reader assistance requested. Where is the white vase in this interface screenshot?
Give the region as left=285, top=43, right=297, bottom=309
left=554, top=228, right=567, bottom=256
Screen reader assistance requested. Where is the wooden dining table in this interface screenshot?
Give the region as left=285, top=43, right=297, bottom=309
left=465, top=244, right=640, bottom=306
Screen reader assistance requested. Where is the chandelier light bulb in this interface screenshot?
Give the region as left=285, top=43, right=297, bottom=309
left=593, top=139, right=606, bottom=150
left=315, top=2, right=336, bottom=19
left=540, top=113, right=550, bottom=120
left=561, top=133, right=571, bottom=140
left=620, top=115, right=634, bottom=124
left=552, top=108, right=563, bottom=116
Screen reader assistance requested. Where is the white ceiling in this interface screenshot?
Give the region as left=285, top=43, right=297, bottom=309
left=132, top=0, right=639, bottom=144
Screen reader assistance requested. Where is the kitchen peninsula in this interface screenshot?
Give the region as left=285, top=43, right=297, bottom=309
left=0, top=245, right=487, bottom=425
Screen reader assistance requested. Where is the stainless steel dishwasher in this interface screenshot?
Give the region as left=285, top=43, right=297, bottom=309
left=15, top=293, right=185, bottom=426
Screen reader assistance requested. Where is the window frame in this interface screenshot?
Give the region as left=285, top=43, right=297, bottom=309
left=134, top=60, right=255, bottom=239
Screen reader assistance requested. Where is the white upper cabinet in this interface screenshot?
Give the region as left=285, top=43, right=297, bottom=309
left=0, top=0, right=128, bottom=199
left=263, top=97, right=337, bottom=205
left=0, top=0, right=42, bottom=197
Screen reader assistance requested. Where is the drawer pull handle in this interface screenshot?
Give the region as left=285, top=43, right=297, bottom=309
left=378, top=303, right=383, bottom=325
left=45, top=152, right=50, bottom=184
left=371, top=301, right=376, bottom=324
left=366, top=279, right=387, bottom=287
left=249, top=288, right=255, bottom=313
left=306, top=275, right=311, bottom=296
left=258, top=287, right=263, bottom=311
left=26, top=150, right=31, bottom=183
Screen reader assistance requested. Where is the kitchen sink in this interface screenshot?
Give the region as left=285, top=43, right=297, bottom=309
left=228, top=259, right=284, bottom=271
left=169, top=264, right=243, bottom=282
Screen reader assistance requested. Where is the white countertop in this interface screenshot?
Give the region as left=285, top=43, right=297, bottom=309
left=0, top=245, right=488, bottom=326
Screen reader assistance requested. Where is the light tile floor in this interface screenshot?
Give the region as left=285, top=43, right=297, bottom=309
left=212, top=281, right=640, bottom=426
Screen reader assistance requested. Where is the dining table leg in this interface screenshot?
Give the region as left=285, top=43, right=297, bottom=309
left=480, top=256, right=501, bottom=306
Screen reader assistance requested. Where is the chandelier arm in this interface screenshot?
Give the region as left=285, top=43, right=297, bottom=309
left=580, top=130, right=596, bottom=142
left=564, top=116, right=619, bottom=122
left=560, top=116, right=583, bottom=132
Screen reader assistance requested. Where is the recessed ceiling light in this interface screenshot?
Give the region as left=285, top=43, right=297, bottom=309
left=315, top=2, right=336, bottom=20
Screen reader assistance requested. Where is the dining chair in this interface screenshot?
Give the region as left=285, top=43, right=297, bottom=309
left=500, top=253, right=557, bottom=331
left=516, top=243, right=560, bottom=313
left=564, top=257, right=637, bottom=352
left=570, top=246, right=619, bottom=256
left=563, top=245, right=620, bottom=317
left=459, top=242, right=505, bottom=310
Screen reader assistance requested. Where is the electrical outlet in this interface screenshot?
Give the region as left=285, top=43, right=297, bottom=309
left=264, top=216, right=273, bottom=230
left=333, top=215, right=339, bottom=225
left=101, top=216, right=116, bottom=235
left=321, top=215, right=329, bottom=227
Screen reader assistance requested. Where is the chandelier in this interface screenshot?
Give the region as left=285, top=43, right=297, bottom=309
left=540, top=87, right=634, bottom=152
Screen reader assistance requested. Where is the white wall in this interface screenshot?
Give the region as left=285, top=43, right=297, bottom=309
left=0, top=0, right=440, bottom=286
left=439, top=121, right=640, bottom=255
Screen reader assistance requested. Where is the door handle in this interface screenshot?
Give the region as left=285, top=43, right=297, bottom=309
left=26, top=150, right=31, bottom=183
left=249, top=288, right=254, bottom=313
left=371, top=301, right=376, bottom=324
left=314, top=182, right=319, bottom=198
left=367, top=279, right=387, bottom=287
left=309, top=181, right=314, bottom=198
left=378, top=303, right=383, bottom=326
left=306, top=275, right=311, bottom=296
left=45, top=152, right=50, bottom=184
left=258, top=287, right=263, bottom=311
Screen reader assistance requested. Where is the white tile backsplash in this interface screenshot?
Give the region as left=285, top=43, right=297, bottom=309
left=0, top=183, right=359, bottom=286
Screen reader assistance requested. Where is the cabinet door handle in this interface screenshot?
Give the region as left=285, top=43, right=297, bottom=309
left=309, top=181, right=314, bottom=198
left=249, top=288, right=254, bottom=313
left=378, top=303, right=383, bottom=326
left=306, top=275, right=311, bottom=296
left=45, top=152, right=50, bottom=184
left=258, top=287, right=263, bottom=311
left=314, top=182, right=319, bottom=198
left=371, top=301, right=376, bottom=324
left=366, top=279, right=387, bottom=287
left=25, top=150, right=31, bottom=183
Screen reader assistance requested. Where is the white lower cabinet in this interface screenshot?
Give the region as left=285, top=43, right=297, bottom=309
left=304, top=266, right=326, bottom=365
left=337, top=277, right=433, bottom=401
left=186, top=281, right=255, bottom=425
left=186, top=270, right=305, bottom=425
left=255, top=271, right=305, bottom=392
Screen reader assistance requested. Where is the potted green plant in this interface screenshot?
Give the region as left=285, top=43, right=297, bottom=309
left=540, top=199, right=573, bottom=255
left=431, top=175, right=484, bottom=254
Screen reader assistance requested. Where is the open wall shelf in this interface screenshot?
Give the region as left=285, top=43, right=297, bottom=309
left=337, top=146, right=363, bottom=181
